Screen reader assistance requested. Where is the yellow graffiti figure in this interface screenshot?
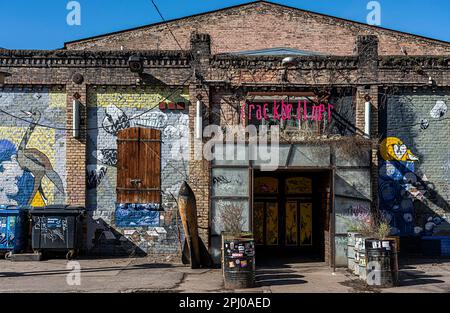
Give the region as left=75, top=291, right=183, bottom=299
left=380, top=137, right=419, bottom=162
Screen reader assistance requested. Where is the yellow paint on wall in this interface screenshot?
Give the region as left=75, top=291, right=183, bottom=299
left=380, top=137, right=419, bottom=162
left=266, top=202, right=278, bottom=246
left=286, top=201, right=298, bottom=246
left=31, top=191, right=46, bottom=207
left=253, top=202, right=265, bottom=245
left=300, top=203, right=313, bottom=246
left=49, top=92, right=66, bottom=108
left=0, top=126, right=57, bottom=203
left=87, top=86, right=190, bottom=108
left=286, top=177, right=312, bottom=194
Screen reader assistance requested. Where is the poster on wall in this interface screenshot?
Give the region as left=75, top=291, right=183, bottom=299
left=266, top=202, right=278, bottom=245
left=300, top=203, right=313, bottom=246
left=286, top=201, right=298, bottom=246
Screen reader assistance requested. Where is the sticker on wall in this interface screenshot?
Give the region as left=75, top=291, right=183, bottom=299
left=430, top=100, right=447, bottom=119
left=380, top=137, right=419, bottom=162
left=420, top=119, right=429, bottom=130
left=286, top=177, right=312, bottom=194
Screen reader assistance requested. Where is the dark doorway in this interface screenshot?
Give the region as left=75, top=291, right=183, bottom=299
left=252, top=170, right=331, bottom=262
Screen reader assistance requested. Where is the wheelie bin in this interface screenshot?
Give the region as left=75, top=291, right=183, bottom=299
left=30, top=205, right=85, bottom=260
left=0, top=205, right=29, bottom=259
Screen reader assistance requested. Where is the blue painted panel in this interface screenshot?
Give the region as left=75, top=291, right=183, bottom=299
left=115, top=203, right=160, bottom=227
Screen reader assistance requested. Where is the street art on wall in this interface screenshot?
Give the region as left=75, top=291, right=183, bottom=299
left=379, top=136, right=443, bottom=236
left=86, top=87, right=189, bottom=237
left=115, top=203, right=161, bottom=227
left=430, top=100, right=447, bottom=119
left=380, top=137, right=419, bottom=162
left=0, top=89, right=66, bottom=207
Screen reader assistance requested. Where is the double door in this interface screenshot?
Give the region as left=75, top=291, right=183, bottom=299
left=253, top=174, right=316, bottom=249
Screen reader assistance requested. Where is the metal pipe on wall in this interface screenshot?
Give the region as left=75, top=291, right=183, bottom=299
left=196, top=100, right=202, bottom=139
left=73, top=99, right=80, bottom=139
left=364, top=100, right=371, bottom=138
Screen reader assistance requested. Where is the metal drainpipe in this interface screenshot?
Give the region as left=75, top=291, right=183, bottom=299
left=331, top=167, right=336, bottom=273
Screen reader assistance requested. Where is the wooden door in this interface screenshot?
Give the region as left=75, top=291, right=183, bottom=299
left=116, top=127, right=161, bottom=204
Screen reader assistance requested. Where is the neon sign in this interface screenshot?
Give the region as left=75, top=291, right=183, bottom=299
left=241, top=100, right=334, bottom=123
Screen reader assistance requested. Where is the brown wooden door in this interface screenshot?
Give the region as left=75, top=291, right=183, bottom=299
left=117, top=127, right=161, bottom=204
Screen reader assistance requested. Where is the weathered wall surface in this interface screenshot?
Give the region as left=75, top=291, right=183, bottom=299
left=65, top=2, right=450, bottom=56
left=86, top=86, right=190, bottom=257
left=0, top=87, right=66, bottom=207
left=380, top=89, right=450, bottom=237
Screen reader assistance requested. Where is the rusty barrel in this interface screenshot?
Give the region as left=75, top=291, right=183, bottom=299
left=222, top=234, right=255, bottom=289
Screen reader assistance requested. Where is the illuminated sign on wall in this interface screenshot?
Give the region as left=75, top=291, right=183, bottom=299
left=241, top=100, right=334, bottom=123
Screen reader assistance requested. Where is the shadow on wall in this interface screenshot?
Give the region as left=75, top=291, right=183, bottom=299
left=379, top=88, right=450, bottom=242
left=87, top=216, right=147, bottom=257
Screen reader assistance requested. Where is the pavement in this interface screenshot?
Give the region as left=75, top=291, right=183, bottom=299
left=1, top=256, right=450, bottom=293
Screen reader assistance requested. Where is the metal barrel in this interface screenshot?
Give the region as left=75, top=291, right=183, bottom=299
left=365, top=239, right=398, bottom=287
left=347, top=233, right=355, bottom=271
left=222, top=235, right=255, bottom=289
left=357, top=238, right=368, bottom=280
left=353, top=235, right=364, bottom=276
left=347, top=232, right=360, bottom=272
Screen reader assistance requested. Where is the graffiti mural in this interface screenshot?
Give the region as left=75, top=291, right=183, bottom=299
left=0, top=89, right=67, bottom=207
left=380, top=137, right=419, bottom=162
left=115, top=203, right=161, bottom=227
left=379, top=136, right=443, bottom=236
left=430, top=100, right=447, bottom=119
left=86, top=86, right=190, bottom=256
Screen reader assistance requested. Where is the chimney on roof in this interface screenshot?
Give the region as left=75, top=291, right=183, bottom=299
left=355, top=35, right=379, bottom=84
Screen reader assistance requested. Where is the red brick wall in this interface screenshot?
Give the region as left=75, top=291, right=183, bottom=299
left=66, top=2, right=450, bottom=56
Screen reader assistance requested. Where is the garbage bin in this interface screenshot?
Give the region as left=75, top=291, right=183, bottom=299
left=30, top=205, right=85, bottom=260
left=222, top=233, right=255, bottom=289
left=0, top=205, right=29, bottom=258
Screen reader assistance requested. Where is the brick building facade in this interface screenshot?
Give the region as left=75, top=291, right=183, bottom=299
left=0, top=1, right=449, bottom=265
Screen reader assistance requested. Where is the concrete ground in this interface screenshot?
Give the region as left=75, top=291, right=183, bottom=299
left=0, top=256, right=450, bottom=293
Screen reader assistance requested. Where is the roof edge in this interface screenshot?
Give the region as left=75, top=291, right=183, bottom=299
left=64, top=0, right=450, bottom=48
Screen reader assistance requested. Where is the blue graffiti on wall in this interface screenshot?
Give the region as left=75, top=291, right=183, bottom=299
left=115, top=203, right=161, bottom=227
left=379, top=160, right=417, bottom=236
left=0, top=140, right=34, bottom=206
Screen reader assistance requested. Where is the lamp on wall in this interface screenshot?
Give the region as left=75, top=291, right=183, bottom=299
left=0, top=71, right=11, bottom=85
left=128, top=55, right=144, bottom=74
left=281, top=57, right=298, bottom=82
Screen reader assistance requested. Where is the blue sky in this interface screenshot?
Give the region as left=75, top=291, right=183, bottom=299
left=0, top=0, right=449, bottom=49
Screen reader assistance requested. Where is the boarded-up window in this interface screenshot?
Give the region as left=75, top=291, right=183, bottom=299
left=116, top=127, right=161, bottom=204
